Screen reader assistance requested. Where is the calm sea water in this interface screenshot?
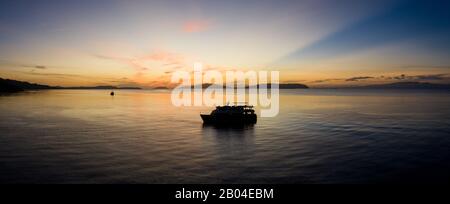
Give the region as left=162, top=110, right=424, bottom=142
left=0, top=89, right=449, bottom=183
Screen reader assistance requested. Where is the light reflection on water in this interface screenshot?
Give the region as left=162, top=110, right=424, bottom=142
left=0, top=89, right=449, bottom=183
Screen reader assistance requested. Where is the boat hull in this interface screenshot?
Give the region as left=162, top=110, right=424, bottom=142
left=200, top=114, right=257, bottom=124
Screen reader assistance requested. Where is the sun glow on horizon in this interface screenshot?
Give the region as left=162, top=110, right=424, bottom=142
left=0, top=0, right=449, bottom=88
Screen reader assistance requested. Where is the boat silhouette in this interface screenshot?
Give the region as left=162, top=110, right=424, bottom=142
left=200, top=105, right=257, bottom=125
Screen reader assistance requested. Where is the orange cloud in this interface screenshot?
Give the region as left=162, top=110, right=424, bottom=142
left=140, top=50, right=185, bottom=65
left=95, top=50, right=189, bottom=87
left=182, top=20, right=210, bottom=33
left=95, top=50, right=186, bottom=72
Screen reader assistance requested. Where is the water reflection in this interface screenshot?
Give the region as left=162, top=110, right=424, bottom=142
left=202, top=123, right=255, bottom=130
left=201, top=123, right=255, bottom=140
left=0, top=89, right=449, bottom=183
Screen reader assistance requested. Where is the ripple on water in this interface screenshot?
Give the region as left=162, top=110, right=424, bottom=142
left=0, top=89, right=449, bottom=183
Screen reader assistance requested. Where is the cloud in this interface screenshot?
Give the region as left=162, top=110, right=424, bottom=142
left=400, top=65, right=450, bottom=69
left=140, top=51, right=185, bottom=65
left=107, top=77, right=144, bottom=88
left=414, top=74, right=448, bottom=80
left=95, top=50, right=185, bottom=73
left=20, top=71, right=82, bottom=78
left=345, top=76, right=374, bottom=81
left=310, top=78, right=343, bottom=83
left=304, top=72, right=450, bottom=88
left=387, top=73, right=449, bottom=81
left=95, top=50, right=189, bottom=86
left=22, top=65, right=47, bottom=69
left=392, top=74, right=406, bottom=80
left=280, top=79, right=306, bottom=83
left=182, top=20, right=210, bottom=33
left=94, top=54, right=148, bottom=71
left=0, top=60, right=47, bottom=69
left=162, top=62, right=179, bottom=67
left=108, top=77, right=129, bottom=83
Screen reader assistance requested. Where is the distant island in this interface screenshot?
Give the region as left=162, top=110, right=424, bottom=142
left=277, top=83, right=309, bottom=89
left=2, top=78, right=450, bottom=93
left=184, top=83, right=309, bottom=89
left=62, top=86, right=141, bottom=90
left=152, top=86, right=170, bottom=90
left=0, top=78, right=141, bottom=93
left=351, top=82, right=450, bottom=89
left=0, top=78, right=53, bottom=92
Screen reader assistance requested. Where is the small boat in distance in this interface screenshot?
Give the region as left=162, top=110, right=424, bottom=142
left=110, top=91, right=115, bottom=96
left=201, top=105, right=257, bottom=125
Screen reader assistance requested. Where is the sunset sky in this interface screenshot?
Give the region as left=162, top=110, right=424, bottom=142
left=0, top=0, right=449, bottom=88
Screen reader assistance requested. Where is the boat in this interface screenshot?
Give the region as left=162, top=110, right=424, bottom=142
left=200, top=105, right=257, bottom=124
left=110, top=91, right=114, bottom=96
